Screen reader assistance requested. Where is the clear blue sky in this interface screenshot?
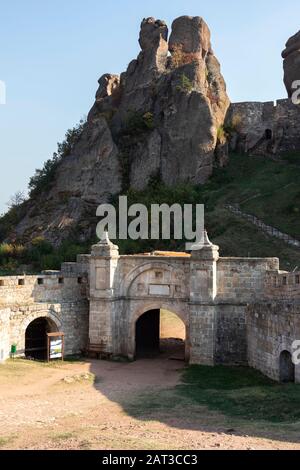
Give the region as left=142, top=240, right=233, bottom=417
left=0, top=0, right=299, bottom=214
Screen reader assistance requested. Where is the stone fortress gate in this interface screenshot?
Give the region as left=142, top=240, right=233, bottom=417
left=0, top=232, right=299, bottom=383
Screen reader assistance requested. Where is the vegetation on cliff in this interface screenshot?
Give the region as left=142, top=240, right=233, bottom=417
left=0, top=153, right=300, bottom=274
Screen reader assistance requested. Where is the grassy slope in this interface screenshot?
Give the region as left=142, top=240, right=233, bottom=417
left=117, top=153, right=300, bottom=271
left=204, top=154, right=300, bottom=271
left=1, top=153, right=300, bottom=273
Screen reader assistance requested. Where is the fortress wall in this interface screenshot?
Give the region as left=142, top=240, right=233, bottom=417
left=0, top=308, right=10, bottom=362
left=0, top=300, right=89, bottom=361
left=0, top=273, right=88, bottom=306
left=275, top=99, right=300, bottom=152
left=247, top=302, right=300, bottom=383
left=227, top=98, right=300, bottom=155
left=215, top=304, right=247, bottom=365
left=264, top=271, right=300, bottom=300
left=0, top=270, right=89, bottom=361
left=216, top=257, right=279, bottom=303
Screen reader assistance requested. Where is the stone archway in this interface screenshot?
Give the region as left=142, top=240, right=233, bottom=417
left=135, top=309, right=160, bottom=358
left=24, top=315, right=59, bottom=360
left=129, top=302, right=189, bottom=362
left=279, top=350, right=295, bottom=383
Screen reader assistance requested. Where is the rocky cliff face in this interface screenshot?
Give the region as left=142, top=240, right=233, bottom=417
left=282, top=30, right=300, bottom=97
left=11, top=16, right=230, bottom=245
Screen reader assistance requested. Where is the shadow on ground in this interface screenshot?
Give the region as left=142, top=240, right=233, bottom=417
left=88, top=342, right=300, bottom=446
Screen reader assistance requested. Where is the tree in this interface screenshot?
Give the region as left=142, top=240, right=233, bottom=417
left=7, top=191, right=26, bottom=210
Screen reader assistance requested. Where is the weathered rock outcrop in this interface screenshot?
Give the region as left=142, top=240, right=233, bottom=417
left=9, top=16, right=230, bottom=245
left=224, top=31, right=300, bottom=158
left=282, top=30, right=300, bottom=97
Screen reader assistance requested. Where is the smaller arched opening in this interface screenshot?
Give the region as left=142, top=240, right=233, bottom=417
left=135, top=309, right=187, bottom=361
left=279, top=350, right=295, bottom=383
left=265, top=129, right=273, bottom=141
left=25, top=317, right=58, bottom=361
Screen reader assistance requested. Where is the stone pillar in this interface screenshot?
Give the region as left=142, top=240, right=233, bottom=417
left=89, top=233, right=119, bottom=354
left=189, top=231, right=219, bottom=365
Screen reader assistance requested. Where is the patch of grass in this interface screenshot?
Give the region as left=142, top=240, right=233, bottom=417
left=127, top=366, right=300, bottom=425
left=51, top=432, right=76, bottom=442
left=280, top=151, right=300, bottom=165
left=2, top=358, right=85, bottom=372
left=0, top=436, right=16, bottom=448
left=177, top=366, right=300, bottom=423
left=61, top=373, right=96, bottom=385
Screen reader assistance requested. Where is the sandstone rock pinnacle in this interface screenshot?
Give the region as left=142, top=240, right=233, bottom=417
left=10, top=15, right=230, bottom=246
left=282, top=30, right=300, bottom=97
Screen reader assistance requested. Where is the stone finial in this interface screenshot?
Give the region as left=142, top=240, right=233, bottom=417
left=190, top=230, right=219, bottom=260
left=91, top=232, right=119, bottom=257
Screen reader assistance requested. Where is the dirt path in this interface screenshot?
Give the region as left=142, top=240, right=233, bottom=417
left=0, top=358, right=300, bottom=450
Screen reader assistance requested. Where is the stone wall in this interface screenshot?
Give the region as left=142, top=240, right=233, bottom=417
left=264, top=270, right=300, bottom=300
left=247, top=302, right=300, bottom=383
left=226, top=98, right=300, bottom=156
left=0, top=273, right=88, bottom=307
left=215, top=305, right=247, bottom=365
left=0, top=270, right=89, bottom=362
left=0, top=308, right=10, bottom=362
left=1, top=235, right=300, bottom=383
left=216, top=257, right=279, bottom=303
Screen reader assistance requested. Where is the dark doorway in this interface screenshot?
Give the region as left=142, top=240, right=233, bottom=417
left=25, top=318, right=53, bottom=360
left=135, top=310, right=160, bottom=358
left=265, top=129, right=273, bottom=140
left=135, top=309, right=186, bottom=360
left=279, top=350, right=295, bottom=383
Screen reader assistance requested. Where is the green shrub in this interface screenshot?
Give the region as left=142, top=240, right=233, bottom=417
left=217, top=126, right=227, bottom=142
left=28, top=120, right=86, bottom=197
left=176, top=74, right=193, bottom=93
left=123, top=111, right=155, bottom=136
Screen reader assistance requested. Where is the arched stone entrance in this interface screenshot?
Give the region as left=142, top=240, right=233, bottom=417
left=279, top=350, right=295, bottom=383
left=135, top=310, right=160, bottom=358
left=25, top=317, right=58, bottom=360
left=132, top=304, right=189, bottom=361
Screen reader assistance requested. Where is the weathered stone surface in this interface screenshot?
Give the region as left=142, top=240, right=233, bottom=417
left=14, top=117, right=122, bottom=245
left=282, top=30, right=300, bottom=97
left=169, top=16, right=211, bottom=56
left=1, top=235, right=299, bottom=383
left=9, top=16, right=229, bottom=245
left=225, top=99, right=300, bottom=156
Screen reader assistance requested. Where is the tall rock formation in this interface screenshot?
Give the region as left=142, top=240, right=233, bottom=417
left=282, top=30, right=300, bottom=97
left=9, top=16, right=230, bottom=245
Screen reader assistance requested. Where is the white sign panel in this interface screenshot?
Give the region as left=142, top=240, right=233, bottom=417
left=50, top=339, right=63, bottom=359
left=149, top=284, right=170, bottom=296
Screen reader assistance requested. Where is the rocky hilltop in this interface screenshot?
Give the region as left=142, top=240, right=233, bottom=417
left=9, top=15, right=230, bottom=245
left=282, top=30, right=300, bottom=97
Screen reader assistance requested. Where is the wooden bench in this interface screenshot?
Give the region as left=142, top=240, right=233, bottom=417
left=85, top=342, right=111, bottom=360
